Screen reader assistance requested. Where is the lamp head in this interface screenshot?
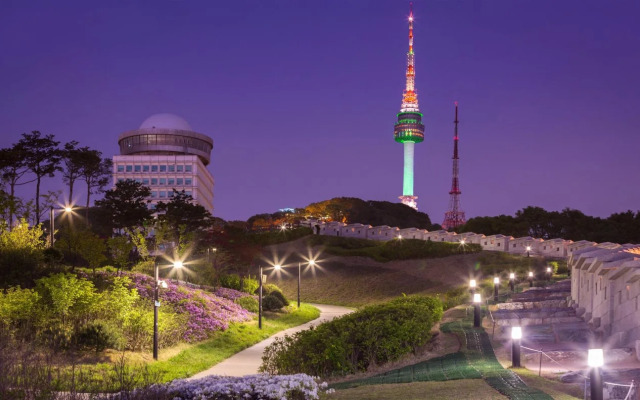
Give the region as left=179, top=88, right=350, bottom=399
left=308, top=259, right=316, bottom=267
left=173, top=261, right=183, bottom=268
left=526, top=246, right=532, bottom=251
left=470, top=279, right=476, bottom=288
left=509, top=273, right=515, bottom=280
left=511, top=326, right=522, bottom=340
left=494, top=277, right=500, bottom=284
left=460, top=239, right=466, bottom=245
left=528, top=271, right=534, bottom=278
left=64, top=206, right=73, bottom=212
left=473, top=293, right=482, bottom=303
left=547, top=267, right=552, bottom=273
left=588, top=348, right=604, bottom=368
left=274, top=264, right=282, bottom=271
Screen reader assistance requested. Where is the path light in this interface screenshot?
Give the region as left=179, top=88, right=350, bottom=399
left=494, top=276, right=500, bottom=302
left=470, top=279, right=477, bottom=294
left=509, top=273, right=516, bottom=292
left=173, top=261, right=183, bottom=268
left=511, top=326, right=522, bottom=367
left=588, top=348, right=604, bottom=400
left=274, top=264, right=282, bottom=271
left=546, top=266, right=552, bottom=281
left=526, top=245, right=531, bottom=257
left=473, top=293, right=482, bottom=327
left=49, top=205, right=76, bottom=247
left=528, top=271, right=534, bottom=288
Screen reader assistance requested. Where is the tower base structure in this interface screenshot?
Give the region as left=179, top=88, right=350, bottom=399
left=399, top=195, right=418, bottom=210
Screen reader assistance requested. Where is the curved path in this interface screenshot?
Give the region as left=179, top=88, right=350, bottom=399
left=189, top=303, right=353, bottom=379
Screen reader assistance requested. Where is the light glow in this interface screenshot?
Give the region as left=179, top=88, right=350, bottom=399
left=460, top=239, right=466, bottom=245
left=309, top=259, right=316, bottom=267
left=528, top=271, right=534, bottom=278
left=274, top=264, right=282, bottom=271
left=511, top=326, right=522, bottom=340
left=470, top=279, right=476, bottom=288
left=547, top=267, right=552, bottom=273
left=64, top=206, right=73, bottom=212
left=473, top=293, right=482, bottom=303
left=173, top=261, right=183, bottom=268
left=494, top=277, right=500, bottom=284
left=588, top=349, right=604, bottom=367
left=509, top=273, right=515, bottom=280
left=526, top=246, right=532, bottom=251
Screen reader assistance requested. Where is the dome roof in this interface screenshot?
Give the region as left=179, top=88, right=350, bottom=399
left=139, top=113, right=192, bottom=131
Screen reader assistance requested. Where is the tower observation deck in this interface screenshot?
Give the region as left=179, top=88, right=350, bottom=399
left=394, top=3, right=425, bottom=210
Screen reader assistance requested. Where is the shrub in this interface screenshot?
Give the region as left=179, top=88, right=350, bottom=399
left=73, top=321, right=116, bottom=352
left=269, top=290, right=289, bottom=307
left=235, top=296, right=259, bottom=313
left=261, top=295, right=443, bottom=376
left=263, top=294, right=285, bottom=311
left=220, top=274, right=259, bottom=294
left=262, top=283, right=283, bottom=295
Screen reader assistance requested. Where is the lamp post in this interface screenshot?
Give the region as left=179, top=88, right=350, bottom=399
left=473, top=293, right=482, bottom=328
left=546, top=266, right=552, bottom=281
left=588, top=348, right=604, bottom=400
left=511, top=326, right=522, bottom=367
left=152, top=256, right=182, bottom=360
left=494, top=276, right=500, bottom=302
left=528, top=271, right=534, bottom=288
left=49, top=205, right=73, bottom=247
left=297, top=261, right=302, bottom=308
left=470, top=279, right=477, bottom=295
left=509, top=273, right=516, bottom=292
left=526, top=245, right=531, bottom=258
left=460, top=239, right=466, bottom=254
left=258, top=265, right=263, bottom=329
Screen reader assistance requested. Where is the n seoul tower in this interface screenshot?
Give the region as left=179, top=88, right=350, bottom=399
left=394, top=3, right=425, bottom=210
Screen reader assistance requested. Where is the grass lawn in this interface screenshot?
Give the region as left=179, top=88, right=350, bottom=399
left=512, top=368, right=582, bottom=400
left=322, top=380, right=507, bottom=399
left=83, top=303, right=320, bottom=384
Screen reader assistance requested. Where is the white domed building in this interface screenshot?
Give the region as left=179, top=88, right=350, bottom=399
left=112, top=113, right=214, bottom=213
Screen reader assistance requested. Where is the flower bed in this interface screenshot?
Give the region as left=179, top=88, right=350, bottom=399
left=142, top=374, right=330, bottom=400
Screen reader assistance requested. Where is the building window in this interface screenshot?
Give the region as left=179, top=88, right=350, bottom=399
left=484, top=241, right=487, bottom=245
left=185, top=165, right=192, bottom=172
left=135, top=178, right=141, bottom=183
left=168, top=165, right=175, bottom=172
left=117, top=165, right=124, bottom=172
left=143, top=165, right=149, bottom=172
left=177, top=178, right=183, bottom=185
left=176, top=165, right=183, bottom=172
left=151, top=191, right=157, bottom=198
left=159, top=178, right=166, bottom=185
left=160, top=165, right=166, bottom=172
left=142, top=179, right=149, bottom=185
left=557, top=247, right=560, bottom=251
left=168, top=191, right=174, bottom=197
left=186, top=191, right=192, bottom=196
left=134, top=165, right=141, bottom=172
left=117, top=178, right=124, bottom=183
left=513, top=244, right=516, bottom=248
left=149, top=203, right=156, bottom=210
left=151, top=165, right=158, bottom=172
left=498, top=243, right=501, bottom=246
left=185, top=178, right=192, bottom=185
left=159, top=191, right=166, bottom=198
left=168, top=178, right=175, bottom=185
left=151, top=178, right=158, bottom=185
left=126, top=165, right=133, bottom=172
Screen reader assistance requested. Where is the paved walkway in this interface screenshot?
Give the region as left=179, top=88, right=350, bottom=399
left=189, top=303, right=353, bottom=379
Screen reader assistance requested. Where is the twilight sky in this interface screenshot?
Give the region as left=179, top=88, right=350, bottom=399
left=1, top=0, right=639, bottom=223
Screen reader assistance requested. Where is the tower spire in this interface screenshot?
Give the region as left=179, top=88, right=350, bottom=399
left=394, top=3, right=425, bottom=210
left=442, top=102, right=466, bottom=230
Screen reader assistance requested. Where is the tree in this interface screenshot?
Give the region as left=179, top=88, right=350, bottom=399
left=18, top=132, right=62, bottom=224
left=155, top=190, right=212, bottom=241
left=77, top=232, right=107, bottom=274
left=62, top=141, right=98, bottom=203
left=0, top=219, right=47, bottom=287
left=95, top=180, right=152, bottom=232
left=0, top=145, right=34, bottom=228
left=79, top=151, right=112, bottom=219
left=107, top=236, right=134, bottom=273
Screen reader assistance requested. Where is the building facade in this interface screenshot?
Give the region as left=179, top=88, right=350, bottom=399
left=112, top=113, right=215, bottom=213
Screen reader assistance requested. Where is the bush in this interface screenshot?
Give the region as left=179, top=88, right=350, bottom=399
left=261, top=295, right=443, bottom=376
left=550, top=260, right=568, bottom=275
left=235, top=296, right=259, bottom=313
left=269, top=290, right=289, bottom=307
left=263, top=294, right=285, bottom=311
left=73, top=321, right=117, bottom=352
left=220, top=274, right=259, bottom=294
left=262, top=283, right=283, bottom=295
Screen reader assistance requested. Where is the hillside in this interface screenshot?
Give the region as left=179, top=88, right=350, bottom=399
left=265, top=238, right=485, bottom=307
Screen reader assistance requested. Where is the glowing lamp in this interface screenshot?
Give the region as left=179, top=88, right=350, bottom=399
left=528, top=271, right=534, bottom=278
left=473, top=293, right=481, bottom=303
left=159, top=280, right=168, bottom=289
left=470, top=279, right=477, bottom=288
left=547, top=267, right=552, bottom=273
left=274, top=264, right=282, bottom=271
left=64, top=206, right=73, bottom=212
left=511, top=326, right=522, bottom=340
left=526, top=246, right=532, bottom=251
left=494, top=277, right=500, bottom=284
left=460, top=239, right=466, bottom=245
left=509, top=273, right=515, bottom=280
left=309, top=260, right=316, bottom=267
left=398, top=235, right=402, bottom=239
left=173, top=261, right=183, bottom=268
left=588, top=349, right=604, bottom=368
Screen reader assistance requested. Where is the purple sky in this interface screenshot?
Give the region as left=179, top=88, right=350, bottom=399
left=1, top=1, right=639, bottom=223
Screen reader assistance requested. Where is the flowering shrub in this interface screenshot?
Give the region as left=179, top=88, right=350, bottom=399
left=80, top=271, right=254, bottom=343
left=214, top=286, right=253, bottom=301
left=139, top=374, right=329, bottom=400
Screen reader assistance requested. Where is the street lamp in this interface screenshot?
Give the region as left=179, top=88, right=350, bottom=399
left=526, top=245, right=531, bottom=258
left=511, top=326, right=522, bottom=367
left=528, top=271, right=534, bottom=288
left=470, top=279, right=477, bottom=294
left=546, top=266, right=552, bottom=281
left=509, top=273, right=516, bottom=292
left=258, top=264, right=281, bottom=329
left=473, top=293, right=482, bottom=328
left=494, top=276, right=500, bottom=302
left=460, top=239, right=466, bottom=254
left=152, top=256, right=182, bottom=360
left=588, top=348, right=604, bottom=400
left=49, top=205, right=73, bottom=247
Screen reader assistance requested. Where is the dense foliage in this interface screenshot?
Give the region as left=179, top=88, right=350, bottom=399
left=458, top=206, right=640, bottom=243
left=305, top=197, right=435, bottom=229
left=0, top=219, right=49, bottom=287
left=308, top=236, right=481, bottom=262
left=261, top=295, right=443, bottom=376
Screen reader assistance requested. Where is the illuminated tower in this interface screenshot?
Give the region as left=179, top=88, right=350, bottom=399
left=394, top=3, right=425, bottom=210
left=442, top=102, right=466, bottom=230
